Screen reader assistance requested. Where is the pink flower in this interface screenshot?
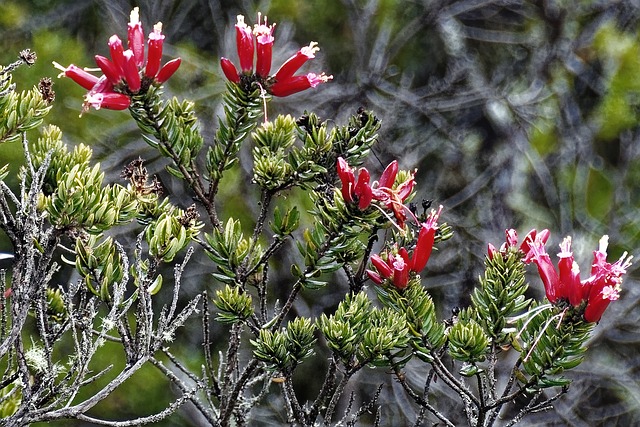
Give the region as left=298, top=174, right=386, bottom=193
left=53, top=64, right=99, bottom=90
left=254, top=15, right=275, bottom=77
left=54, top=8, right=181, bottom=112
left=366, top=206, right=444, bottom=289
left=128, top=7, right=145, bottom=67
left=367, top=249, right=411, bottom=290
left=235, top=15, right=255, bottom=73
left=488, top=228, right=549, bottom=262
left=220, top=14, right=332, bottom=96
left=527, top=234, right=632, bottom=323
left=336, top=157, right=373, bottom=210
left=582, top=236, right=632, bottom=322
left=371, top=160, right=416, bottom=228
left=411, top=206, right=443, bottom=272
left=270, top=73, right=332, bottom=97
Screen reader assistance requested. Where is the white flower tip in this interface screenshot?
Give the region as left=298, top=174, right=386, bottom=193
left=52, top=61, right=67, bottom=77
left=154, top=22, right=163, bottom=33
left=236, top=15, right=246, bottom=26
left=130, top=7, right=140, bottom=25
left=599, top=235, right=609, bottom=253
left=302, top=42, right=320, bottom=57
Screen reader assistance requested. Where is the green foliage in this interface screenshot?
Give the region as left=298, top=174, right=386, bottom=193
left=0, top=382, right=20, bottom=418
left=75, top=235, right=124, bottom=300
left=0, top=66, right=51, bottom=144
left=317, top=292, right=372, bottom=362
left=447, top=320, right=489, bottom=363
left=205, top=217, right=260, bottom=284
left=214, top=285, right=253, bottom=324
left=145, top=206, right=203, bottom=263
left=29, top=125, right=91, bottom=194
left=517, top=303, right=594, bottom=389
left=252, top=317, right=316, bottom=371
left=45, top=287, right=67, bottom=324
left=375, top=281, right=446, bottom=362
left=270, top=206, right=300, bottom=236
left=317, top=292, right=409, bottom=368
left=470, top=249, right=531, bottom=345
left=206, top=83, right=264, bottom=182
left=330, top=108, right=380, bottom=166
left=129, top=86, right=204, bottom=178
left=359, top=307, right=409, bottom=367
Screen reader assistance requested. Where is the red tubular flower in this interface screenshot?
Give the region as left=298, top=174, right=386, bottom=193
left=392, top=249, right=411, bottom=289
left=337, top=157, right=356, bottom=204
left=254, top=15, right=275, bottom=77
left=528, top=237, right=561, bottom=303
left=94, top=55, right=122, bottom=85
left=128, top=7, right=145, bottom=67
left=354, top=168, right=373, bottom=210
left=488, top=228, right=549, bottom=262
left=220, top=57, right=240, bottom=83
left=411, top=206, right=443, bottom=272
left=55, top=8, right=181, bottom=113
left=367, top=208, right=443, bottom=290
left=584, top=285, right=620, bottom=323
left=582, top=236, right=632, bottom=322
left=336, top=157, right=373, bottom=209
left=557, top=237, right=582, bottom=306
left=371, top=160, right=416, bottom=228
left=528, top=234, right=632, bottom=323
left=221, top=14, right=332, bottom=96
left=270, top=73, right=332, bottom=97
left=122, top=50, right=142, bottom=93
left=108, top=35, right=126, bottom=74
left=85, top=92, right=131, bottom=110
left=145, top=23, right=164, bottom=78
left=370, top=254, right=394, bottom=278
left=235, top=15, right=254, bottom=73
left=274, top=43, right=319, bottom=81
left=155, top=58, right=181, bottom=84
left=53, top=63, right=99, bottom=90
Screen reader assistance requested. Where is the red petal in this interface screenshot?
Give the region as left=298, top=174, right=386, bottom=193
left=220, top=57, right=240, bottom=83
left=155, top=58, right=181, bottom=84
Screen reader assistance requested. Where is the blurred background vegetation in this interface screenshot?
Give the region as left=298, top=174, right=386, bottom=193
left=2, top=0, right=640, bottom=425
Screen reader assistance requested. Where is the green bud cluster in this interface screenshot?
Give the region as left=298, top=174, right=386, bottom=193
left=205, top=218, right=261, bottom=285
left=145, top=207, right=203, bottom=263
left=447, top=320, right=489, bottom=363
left=317, top=292, right=409, bottom=368
left=75, top=235, right=124, bottom=300
left=0, top=67, right=51, bottom=144
left=252, top=317, right=316, bottom=371
left=214, top=285, right=254, bottom=324
left=28, top=125, right=92, bottom=195
left=270, top=206, right=300, bottom=236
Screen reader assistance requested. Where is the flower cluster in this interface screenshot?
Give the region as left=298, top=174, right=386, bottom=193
left=220, top=14, right=332, bottom=96
left=336, top=157, right=415, bottom=227
left=488, top=228, right=550, bottom=263
left=366, top=206, right=443, bottom=289
left=526, top=234, right=632, bottom=323
left=54, top=8, right=181, bottom=112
